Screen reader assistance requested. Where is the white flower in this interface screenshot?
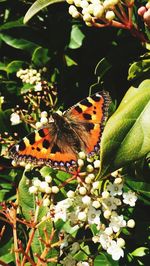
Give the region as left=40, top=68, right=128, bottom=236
left=87, top=205, right=101, bottom=225
left=107, top=181, right=123, bottom=196
left=78, top=211, right=87, bottom=221
left=92, top=181, right=100, bottom=190
left=54, top=199, right=73, bottom=222
left=109, top=214, right=126, bottom=232
left=107, top=240, right=124, bottom=261
left=99, top=233, right=112, bottom=250
left=82, top=195, right=91, bottom=205
left=41, top=111, right=48, bottom=117
left=39, top=181, right=49, bottom=192
left=104, top=227, right=113, bottom=236
left=10, top=112, right=21, bottom=125
left=34, top=82, right=42, bottom=91
left=102, top=191, right=110, bottom=198
left=93, top=4, right=104, bottom=18
left=123, top=191, right=138, bottom=206
left=40, top=117, right=48, bottom=124
left=102, top=196, right=117, bottom=211
left=92, top=200, right=101, bottom=209
left=93, top=159, right=100, bottom=168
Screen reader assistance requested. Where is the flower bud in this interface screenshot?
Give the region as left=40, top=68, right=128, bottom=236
left=105, top=10, right=115, bottom=21
left=105, top=227, right=113, bottom=235
left=51, top=186, right=59, bottom=194
left=86, top=164, right=94, bottom=172
left=45, top=175, right=52, bottom=183
left=78, top=151, right=86, bottom=159
left=103, top=209, right=111, bottom=219
left=117, top=238, right=125, bottom=247
left=29, top=186, right=38, bottom=194
left=79, top=186, right=87, bottom=195
left=78, top=159, right=84, bottom=167
left=92, top=200, right=101, bottom=209
left=43, top=198, right=51, bottom=206
left=67, top=190, right=75, bottom=198
left=127, top=219, right=135, bottom=228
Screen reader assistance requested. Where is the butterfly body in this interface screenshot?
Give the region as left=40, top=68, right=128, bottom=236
left=9, top=91, right=111, bottom=171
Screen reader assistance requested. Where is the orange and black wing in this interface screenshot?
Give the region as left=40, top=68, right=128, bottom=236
left=9, top=124, right=78, bottom=170
left=64, top=91, right=111, bottom=156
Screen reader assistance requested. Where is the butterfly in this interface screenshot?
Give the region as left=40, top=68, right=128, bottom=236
left=9, top=91, right=111, bottom=171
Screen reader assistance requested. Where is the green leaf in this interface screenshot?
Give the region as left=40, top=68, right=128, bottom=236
left=18, top=171, right=48, bottom=221
left=68, top=25, right=85, bottom=49
left=131, top=247, right=149, bottom=257
left=128, top=58, right=150, bottom=80
left=24, top=0, right=65, bottom=23
left=94, top=253, right=119, bottom=266
left=64, top=55, right=77, bottom=67
left=40, top=166, right=53, bottom=177
left=0, top=61, right=6, bottom=71
left=32, top=46, right=50, bottom=67
left=125, top=178, right=150, bottom=204
left=0, top=17, right=25, bottom=30
left=6, top=60, right=25, bottom=74
left=73, top=244, right=90, bottom=261
left=20, top=83, right=34, bottom=94
left=100, top=80, right=150, bottom=178
left=0, top=239, right=14, bottom=263
left=0, top=33, right=38, bottom=53
left=0, top=109, right=12, bottom=133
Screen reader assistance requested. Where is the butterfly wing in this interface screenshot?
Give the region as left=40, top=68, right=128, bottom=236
left=64, top=91, right=111, bottom=155
left=9, top=121, right=79, bottom=170
left=9, top=91, right=111, bottom=171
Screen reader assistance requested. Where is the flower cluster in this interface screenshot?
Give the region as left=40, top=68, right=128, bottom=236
left=138, top=2, right=150, bottom=28
left=28, top=157, right=138, bottom=262
left=16, top=68, right=42, bottom=84
left=67, top=0, right=133, bottom=26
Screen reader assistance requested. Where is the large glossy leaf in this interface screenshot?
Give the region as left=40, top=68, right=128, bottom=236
left=100, top=80, right=150, bottom=178
left=24, top=0, right=65, bottom=24
left=0, top=33, right=38, bottom=53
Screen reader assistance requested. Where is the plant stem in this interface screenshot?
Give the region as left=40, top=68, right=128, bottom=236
left=21, top=203, right=40, bottom=266
left=13, top=220, right=20, bottom=266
